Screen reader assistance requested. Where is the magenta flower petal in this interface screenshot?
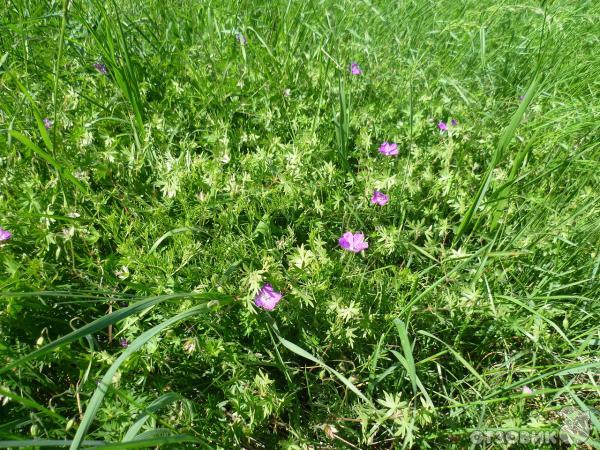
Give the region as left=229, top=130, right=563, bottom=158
left=350, top=62, right=362, bottom=75
left=254, top=283, right=283, bottom=311
left=236, top=32, right=247, bottom=45
left=438, top=121, right=448, bottom=132
left=378, top=141, right=398, bottom=156
left=370, top=190, right=389, bottom=206
left=338, top=232, right=368, bottom=253
left=94, top=62, right=108, bottom=74
left=119, top=338, right=129, bottom=348
left=0, top=228, right=11, bottom=241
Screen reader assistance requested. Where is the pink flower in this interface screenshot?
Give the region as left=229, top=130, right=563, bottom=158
left=236, top=32, right=247, bottom=45
left=350, top=62, right=362, bottom=75
left=93, top=62, right=108, bottom=75
left=522, top=386, right=533, bottom=395
left=254, top=283, right=283, bottom=311
left=0, top=228, right=11, bottom=241
left=378, top=142, right=398, bottom=156
left=439, top=119, right=458, bottom=131
left=43, top=118, right=53, bottom=129
left=370, top=190, right=389, bottom=206
left=338, top=232, right=368, bottom=253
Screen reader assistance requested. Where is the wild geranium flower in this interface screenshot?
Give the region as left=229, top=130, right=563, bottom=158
left=371, top=190, right=389, bottom=206
left=236, top=32, right=247, bottom=45
left=378, top=141, right=398, bottom=156
left=93, top=62, right=108, bottom=74
left=0, top=228, right=11, bottom=241
left=254, top=283, right=283, bottom=311
left=439, top=119, right=458, bottom=131
left=43, top=118, right=53, bottom=129
left=350, top=62, right=362, bottom=75
left=338, top=232, right=368, bottom=253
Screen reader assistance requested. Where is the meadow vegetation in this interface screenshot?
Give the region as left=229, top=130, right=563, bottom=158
left=0, top=0, right=599, bottom=448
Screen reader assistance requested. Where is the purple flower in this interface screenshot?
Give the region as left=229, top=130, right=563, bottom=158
left=236, top=33, right=247, bottom=45
left=0, top=228, right=11, bottom=241
left=350, top=62, right=362, bottom=75
left=93, top=62, right=108, bottom=75
left=438, top=121, right=448, bottom=132
left=378, top=142, right=398, bottom=156
left=254, top=283, right=283, bottom=311
left=43, top=118, right=53, bottom=130
left=338, top=232, right=368, bottom=253
left=119, top=338, right=128, bottom=348
left=451, top=119, right=458, bottom=126
left=371, top=190, right=389, bottom=206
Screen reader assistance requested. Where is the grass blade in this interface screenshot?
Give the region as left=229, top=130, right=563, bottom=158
left=0, top=388, right=66, bottom=424
left=453, top=71, right=540, bottom=244
left=70, top=300, right=230, bottom=450
left=0, top=436, right=199, bottom=449
left=393, top=319, right=417, bottom=395
left=0, top=440, right=103, bottom=448
left=8, top=130, right=88, bottom=194
left=418, top=330, right=490, bottom=390
left=0, top=292, right=231, bottom=375
left=273, top=327, right=373, bottom=406
left=122, top=393, right=182, bottom=441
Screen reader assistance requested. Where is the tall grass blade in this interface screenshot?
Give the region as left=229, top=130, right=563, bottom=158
left=453, top=72, right=540, bottom=244
left=273, top=327, right=372, bottom=406
left=0, top=435, right=199, bottom=449
left=418, top=330, right=490, bottom=390
left=0, top=292, right=231, bottom=375
left=393, top=319, right=417, bottom=395
left=0, top=440, right=103, bottom=448
left=70, top=301, right=229, bottom=449
left=8, top=130, right=88, bottom=194
left=122, top=393, right=182, bottom=441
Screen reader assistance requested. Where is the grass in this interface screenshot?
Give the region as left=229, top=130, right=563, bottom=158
left=0, top=0, right=599, bottom=448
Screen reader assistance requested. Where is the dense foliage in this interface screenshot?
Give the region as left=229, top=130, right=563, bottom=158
left=0, top=0, right=598, bottom=448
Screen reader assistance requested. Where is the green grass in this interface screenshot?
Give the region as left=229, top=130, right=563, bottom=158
left=1, top=0, right=599, bottom=448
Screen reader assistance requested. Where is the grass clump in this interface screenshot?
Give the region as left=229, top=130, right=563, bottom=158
left=0, top=0, right=598, bottom=448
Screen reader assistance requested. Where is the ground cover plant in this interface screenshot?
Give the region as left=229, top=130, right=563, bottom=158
left=0, top=0, right=599, bottom=448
